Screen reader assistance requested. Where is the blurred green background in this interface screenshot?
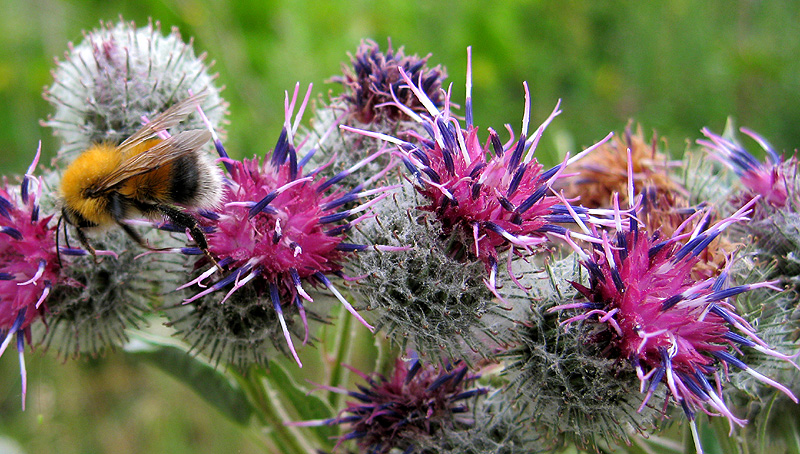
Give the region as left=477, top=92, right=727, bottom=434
left=1, top=1, right=799, bottom=453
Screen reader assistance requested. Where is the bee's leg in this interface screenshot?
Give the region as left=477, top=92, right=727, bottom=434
left=118, top=221, right=151, bottom=250
left=109, top=193, right=153, bottom=251
left=61, top=207, right=100, bottom=263
left=74, top=225, right=99, bottom=263
left=155, top=204, right=222, bottom=272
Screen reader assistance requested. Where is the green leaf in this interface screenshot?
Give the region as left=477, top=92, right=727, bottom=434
left=124, top=333, right=255, bottom=425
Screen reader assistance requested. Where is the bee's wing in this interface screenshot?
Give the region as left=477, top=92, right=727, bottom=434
left=86, top=129, right=212, bottom=197
left=117, top=90, right=208, bottom=154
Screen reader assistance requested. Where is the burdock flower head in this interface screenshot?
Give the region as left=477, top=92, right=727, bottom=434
left=0, top=146, right=75, bottom=408
left=699, top=125, right=800, bottom=292
left=502, top=255, right=664, bottom=449
left=347, top=48, right=612, bottom=291
left=550, top=191, right=798, bottom=452
left=292, top=354, right=487, bottom=454
left=172, top=84, right=397, bottom=368
left=43, top=19, right=226, bottom=160
left=38, top=230, right=175, bottom=359
left=346, top=186, right=524, bottom=360
left=332, top=39, right=447, bottom=126
left=699, top=125, right=798, bottom=214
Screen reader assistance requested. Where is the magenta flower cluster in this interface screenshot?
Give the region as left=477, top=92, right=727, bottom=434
left=4, top=22, right=800, bottom=454
left=699, top=126, right=797, bottom=212
left=551, top=195, right=797, bottom=444
left=0, top=147, right=78, bottom=409
left=177, top=85, right=395, bottom=367
left=347, top=49, right=611, bottom=292
left=295, top=355, right=486, bottom=454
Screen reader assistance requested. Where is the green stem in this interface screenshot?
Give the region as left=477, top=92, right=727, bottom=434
left=785, top=410, right=800, bottom=454
left=326, top=302, right=355, bottom=409
left=231, top=368, right=315, bottom=454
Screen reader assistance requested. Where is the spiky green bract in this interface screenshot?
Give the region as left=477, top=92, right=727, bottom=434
left=32, top=168, right=194, bottom=358
left=721, top=254, right=800, bottom=445
left=43, top=19, right=226, bottom=160
left=430, top=393, right=546, bottom=454
left=678, top=150, right=736, bottom=212
left=347, top=185, right=523, bottom=363
left=501, top=255, right=662, bottom=450
left=740, top=191, right=800, bottom=311
left=37, top=231, right=183, bottom=358
left=166, top=277, right=320, bottom=370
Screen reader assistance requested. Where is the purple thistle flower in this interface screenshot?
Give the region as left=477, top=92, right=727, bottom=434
left=0, top=145, right=78, bottom=409
left=345, top=48, right=613, bottom=291
left=332, top=39, right=447, bottom=125
left=291, top=355, right=487, bottom=454
left=175, top=84, right=398, bottom=368
left=699, top=126, right=797, bottom=212
left=550, top=193, right=798, bottom=452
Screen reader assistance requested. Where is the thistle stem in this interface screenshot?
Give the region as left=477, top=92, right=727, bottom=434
left=232, top=368, right=316, bottom=454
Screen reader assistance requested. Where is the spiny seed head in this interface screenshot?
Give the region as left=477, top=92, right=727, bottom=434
left=167, top=278, right=316, bottom=369
left=429, top=393, right=546, bottom=454
left=176, top=85, right=388, bottom=368
left=346, top=185, right=524, bottom=362
left=725, top=257, right=800, bottom=395
left=43, top=18, right=226, bottom=160
left=308, top=356, right=487, bottom=454
left=502, top=255, right=663, bottom=450
left=38, top=230, right=181, bottom=358
left=551, top=199, right=798, bottom=444
left=747, top=210, right=800, bottom=292
left=332, top=39, right=447, bottom=126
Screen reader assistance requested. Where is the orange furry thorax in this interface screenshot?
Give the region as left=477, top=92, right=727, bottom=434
left=60, top=139, right=166, bottom=225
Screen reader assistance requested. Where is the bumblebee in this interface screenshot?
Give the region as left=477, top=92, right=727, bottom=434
left=59, top=92, right=223, bottom=260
